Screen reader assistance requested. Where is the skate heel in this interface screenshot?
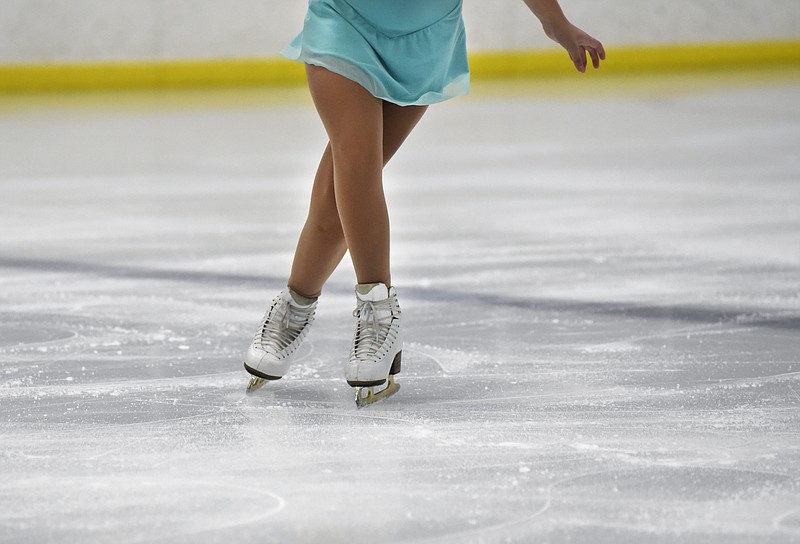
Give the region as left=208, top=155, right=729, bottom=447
left=348, top=283, right=403, bottom=407
left=389, top=350, right=402, bottom=375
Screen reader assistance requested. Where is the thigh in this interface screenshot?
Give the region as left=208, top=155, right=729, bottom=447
left=306, top=64, right=428, bottom=166
left=305, top=64, right=383, bottom=168
left=382, top=101, right=428, bottom=163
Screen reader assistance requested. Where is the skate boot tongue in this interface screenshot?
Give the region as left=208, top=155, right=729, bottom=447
left=353, top=283, right=397, bottom=341
left=355, top=282, right=391, bottom=302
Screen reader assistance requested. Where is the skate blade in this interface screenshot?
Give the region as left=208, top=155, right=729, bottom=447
left=246, top=376, right=268, bottom=394
left=355, top=375, right=399, bottom=408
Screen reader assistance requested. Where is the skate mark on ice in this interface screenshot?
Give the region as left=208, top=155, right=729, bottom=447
left=552, top=466, right=795, bottom=501
left=248, top=402, right=421, bottom=425
left=403, top=345, right=447, bottom=373
left=402, top=287, right=800, bottom=332
left=703, top=369, right=800, bottom=389
left=0, top=255, right=284, bottom=289
left=410, top=484, right=552, bottom=543
left=93, top=408, right=230, bottom=428
left=785, top=382, right=800, bottom=403
left=26, top=477, right=286, bottom=542
left=10, top=396, right=250, bottom=431
left=0, top=322, right=77, bottom=347
left=579, top=322, right=722, bottom=352
left=580, top=321, right=788, bottom=355
left=421, top=385, right=620, bottom=407
left=426, top=466, right=797, bottom=542
left=4, top=256, right=799, bottom=331
left=157, top=480, right=287, bottom=532
left=773, top=506, right=800, bottom=534
left=0, top=372, right=246, bottom=399
left=328, top=409, right=417, bottom=425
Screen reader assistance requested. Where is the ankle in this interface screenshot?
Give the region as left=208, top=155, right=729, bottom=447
left=355, top=282, right=397, bottom=302
left=287, top=286, right=319, bottom=306
left=356, top=282, right=386, bottom=295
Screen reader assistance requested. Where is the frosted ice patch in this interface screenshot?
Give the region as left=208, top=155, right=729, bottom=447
left=582, top=342, right=641, bottom=353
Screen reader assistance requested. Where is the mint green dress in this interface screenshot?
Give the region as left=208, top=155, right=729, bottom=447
left=281, top=0, right=470, bottom=106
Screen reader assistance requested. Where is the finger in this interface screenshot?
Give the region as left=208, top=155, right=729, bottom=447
left=579, top=35, right=605, bottom=69
left=589, top=47, right=601, bottom=69
left=571, top=47, right=586, bottom=73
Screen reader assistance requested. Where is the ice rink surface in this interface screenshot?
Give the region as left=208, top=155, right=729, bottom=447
left=1, top=69, right=799, bottom=543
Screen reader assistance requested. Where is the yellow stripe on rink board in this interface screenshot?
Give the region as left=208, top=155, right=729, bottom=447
left=469, top=40, right=800, bottom=78
left=0, top=58, right=308, bottom=93
left=1, top=41, right=799, bottom=93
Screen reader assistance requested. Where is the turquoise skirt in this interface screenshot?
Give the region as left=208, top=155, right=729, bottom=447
left=281, top=0, right=470, bottom=106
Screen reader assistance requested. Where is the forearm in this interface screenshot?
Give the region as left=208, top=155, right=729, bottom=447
left=520, top=0, right=571, bottom=37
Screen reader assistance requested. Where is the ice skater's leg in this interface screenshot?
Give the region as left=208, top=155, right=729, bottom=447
left=287, top=144, right=347, bottom=298
left=287, top=68, right=427, bottom=296
left=247, top=78, right=426, bottom=390
left=305, top=64, right=386, bottom=286
left=381, top=99, right=428, bottom=165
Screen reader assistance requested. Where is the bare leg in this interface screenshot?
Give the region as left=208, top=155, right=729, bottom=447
left=308, top=66, right=386, bottom=286
left=287, top=66, right=427, bottom=296
left=287, top=144, right=347, bottom=297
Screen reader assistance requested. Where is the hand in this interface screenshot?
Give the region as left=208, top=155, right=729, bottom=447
left=545, top=22, right=605, bottom=73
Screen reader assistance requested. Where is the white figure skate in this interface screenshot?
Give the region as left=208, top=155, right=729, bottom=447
left=244, top=288, right=317, bottom=393
left=346, top=283, right=402, bottom=407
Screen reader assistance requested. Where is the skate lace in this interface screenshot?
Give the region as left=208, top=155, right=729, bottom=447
left=257, top=299, right=314, bottom=355
left=352, top=298, right=396, bottom=361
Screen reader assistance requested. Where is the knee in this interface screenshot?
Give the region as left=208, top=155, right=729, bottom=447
left=331, top=146, right=382, bottom=181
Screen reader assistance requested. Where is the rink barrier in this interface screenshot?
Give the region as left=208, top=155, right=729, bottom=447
left=1, top=40, right=799, bottom=93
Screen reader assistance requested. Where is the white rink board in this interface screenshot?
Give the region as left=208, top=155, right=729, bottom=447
left=1, top=72, right=799, bottom=542
left=0, top=0, right=799, bottom=63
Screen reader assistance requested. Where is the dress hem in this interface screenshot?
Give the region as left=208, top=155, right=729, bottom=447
left=282, top=48, right=470, bottom=107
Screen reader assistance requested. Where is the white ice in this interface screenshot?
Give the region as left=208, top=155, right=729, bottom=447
left=1, top=69, right=800, bottom=543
